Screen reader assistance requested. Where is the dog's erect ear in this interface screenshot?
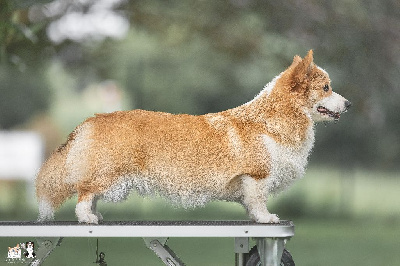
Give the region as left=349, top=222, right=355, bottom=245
left=295, top=50, right=314, bottom=75
left=288, top=55, right=302, bottom=71
left=303, top=50, right=314, bottom=65
left=292, top=55, right=302, bottom=65
left=290, top=50, right=315, bottom=90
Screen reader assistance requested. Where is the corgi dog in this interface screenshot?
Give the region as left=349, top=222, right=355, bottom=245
left=8, top=244, right=21, bottom=259
left=36, top=50, right=350, bottom=224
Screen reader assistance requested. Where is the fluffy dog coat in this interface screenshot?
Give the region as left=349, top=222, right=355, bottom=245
left=36, top=51, right=350, bottom=224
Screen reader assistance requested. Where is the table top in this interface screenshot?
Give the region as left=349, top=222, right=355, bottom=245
left=0, top=220, right=294, bottom=238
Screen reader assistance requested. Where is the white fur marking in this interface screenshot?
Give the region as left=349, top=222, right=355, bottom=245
left=37, top=199, right=54, bottom=221
left=101, top=171, right=225, bottom=210
left=75, top=199, right=98, bottom=224
left=261, top=128, right=314, bottom=194
left=312, top=92, right=348, bottom=122
left=241, top=175, right=279, bottom=223
left=318, top=92, right=347, bottom=113
left=102, top=176, right=153, bottom=202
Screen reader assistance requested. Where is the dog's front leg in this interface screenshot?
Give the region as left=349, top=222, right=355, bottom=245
left=241, top=175, right=279, bottom=223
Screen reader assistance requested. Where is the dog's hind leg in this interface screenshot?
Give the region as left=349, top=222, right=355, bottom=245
left=75, top=193, right=100, bottom=224
left=37, top=198, right=55, bottom=222
left=241, top=175, right=280, bottom=224
left=36, top=150, right=76, bottom=222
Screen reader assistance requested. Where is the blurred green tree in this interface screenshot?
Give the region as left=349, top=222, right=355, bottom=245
left=0, top=66, right=49, bottom=128
left=0, top=0, right=52, bottom=129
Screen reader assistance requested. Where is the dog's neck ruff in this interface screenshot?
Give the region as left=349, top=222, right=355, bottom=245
left=245, top=74, right=282, bottom=106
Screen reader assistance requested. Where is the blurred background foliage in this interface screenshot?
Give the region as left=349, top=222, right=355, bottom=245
left=1, top=0, right=399, bottom=169
left=1, top=1, right=400, bottom=265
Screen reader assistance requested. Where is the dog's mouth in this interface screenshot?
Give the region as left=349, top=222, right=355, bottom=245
left=317, top=106, right=341, bottom=121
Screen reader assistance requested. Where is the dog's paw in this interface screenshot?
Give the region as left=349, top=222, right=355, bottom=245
left=77, top=213, right=99, bottom=224
left=75, top=199, right=100, bottom=224
left=255, top=213, right=280, bottom=224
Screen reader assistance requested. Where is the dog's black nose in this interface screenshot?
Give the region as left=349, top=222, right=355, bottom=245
left=345, top=100, right=351, bottom=109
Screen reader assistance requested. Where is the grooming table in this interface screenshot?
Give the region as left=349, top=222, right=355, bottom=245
left=0, top=220, right=295, bottom=266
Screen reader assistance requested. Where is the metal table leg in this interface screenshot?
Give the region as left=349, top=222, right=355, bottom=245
left=256, top=237, right=285, bottom=266
left=143, top=237, right=185, bottom=266
left=234, top=237, right=250, bottom=266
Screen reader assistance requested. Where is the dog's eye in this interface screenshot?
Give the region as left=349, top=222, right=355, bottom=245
left=323, top=84, right=329, bottom=92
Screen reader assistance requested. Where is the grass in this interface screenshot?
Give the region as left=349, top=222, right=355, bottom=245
left=287, top=219, right=400, bottom=266
left=1, top=167, right=399, bottom=265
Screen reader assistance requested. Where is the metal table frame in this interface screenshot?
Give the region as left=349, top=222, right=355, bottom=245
left=0, top=220, right=294, bottom=266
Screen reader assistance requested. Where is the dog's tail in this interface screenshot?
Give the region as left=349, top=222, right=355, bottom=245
left=35, top=145, right=76, bottom=222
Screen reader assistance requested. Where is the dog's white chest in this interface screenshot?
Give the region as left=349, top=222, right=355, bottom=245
left=261, top=128, right=314, bottom=193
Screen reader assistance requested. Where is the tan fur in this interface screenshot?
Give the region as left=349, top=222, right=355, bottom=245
left=36, top=50, right=350, bottom=223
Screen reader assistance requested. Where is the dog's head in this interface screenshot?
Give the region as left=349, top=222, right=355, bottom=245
left=287, top=50, right=351, bottom=122
left=26, top=241, right=34, bottom=249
